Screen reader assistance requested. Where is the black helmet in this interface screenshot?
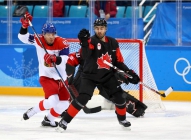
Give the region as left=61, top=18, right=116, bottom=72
left=94, top=18, right=107, bottom=27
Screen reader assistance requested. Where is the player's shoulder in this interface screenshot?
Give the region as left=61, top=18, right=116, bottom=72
left=106, top=36, right=116, bottom=41
left=55, top=36, right=68, bottom=43
left=107, top=36, right=118, bottom=43
left=54, top=36, right=69, bottom=49
left=34, top=34, right=43, bottom=39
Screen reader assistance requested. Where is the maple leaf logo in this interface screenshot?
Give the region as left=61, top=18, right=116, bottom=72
left=97, top=52, right=112, bottom=70
left=126, top=101, right=137, bottom=115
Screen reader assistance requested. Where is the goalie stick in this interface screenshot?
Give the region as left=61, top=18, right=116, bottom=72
left=28, top=20, right=101, bottom=113
left=103, top=60, right=173, bottom=97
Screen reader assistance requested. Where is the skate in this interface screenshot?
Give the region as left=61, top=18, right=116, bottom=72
left=60, top=110, right=66, bottom=118
left=56, top=118, right=68, bottom=132
left=118, top=119, right=131, bottom=127
left=41, top=116, right=58, bottom=127
left=23, top=107, right=36, bottom=120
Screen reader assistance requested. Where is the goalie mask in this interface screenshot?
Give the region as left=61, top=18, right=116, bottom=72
left=42, top=23, right=57, bottom=34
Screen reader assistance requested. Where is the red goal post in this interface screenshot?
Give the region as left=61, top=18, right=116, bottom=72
left=67, top=39, right=165, bottom=111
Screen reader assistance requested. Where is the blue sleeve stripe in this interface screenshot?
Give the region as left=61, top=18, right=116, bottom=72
left=28, top=34, right=35, bottom=43
left=59, top=48, right=69, bottom=56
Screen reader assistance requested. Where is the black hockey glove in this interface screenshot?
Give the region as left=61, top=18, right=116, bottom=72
left=115, top=71, right=129, bottom=85
left=127, top=70, right=140, bottom=84
left=65, top=63, right=75, bottom=85
left=78, top=28, right=90, bottom=47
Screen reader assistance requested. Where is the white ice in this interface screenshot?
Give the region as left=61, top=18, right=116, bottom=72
left=0, top=96, right=191, bottom=140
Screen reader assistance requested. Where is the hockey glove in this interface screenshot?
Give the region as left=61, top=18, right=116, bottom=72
left=127, top=70, right=140, bottom=84
left=78, top=29, right=90, bottom=47
left=66, top=63, right=75, bottom=85
left=115, top=71, right=129, bottom=85
left=20, top=11, right=33, bottom=28
left=44, top=53, right=61, bottom=67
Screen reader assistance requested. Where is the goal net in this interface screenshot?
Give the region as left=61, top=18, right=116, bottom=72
left=68, top=39, right=165, bottom=112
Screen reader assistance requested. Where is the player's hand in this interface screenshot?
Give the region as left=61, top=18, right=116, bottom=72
left=20, top=11, right=33, bottom=28
left=127, top=70, right=140, bottom=84
left=78, top=28, right=90, bottom=42
left=44, top=53, right=57, bottom=67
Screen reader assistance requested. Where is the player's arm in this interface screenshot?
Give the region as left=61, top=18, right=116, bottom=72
left=67, top=51, right=81, bottom=67
left=114, top=47, right=130, bottom=71
left=18, top=12, right=34, bottom=44
left=114, top=46, right=140, bottom=84
left=66, top=51, right=82, bottom=85
left=66, top=52, right=80, bottom=81
left=58, top=44, right=69, bottom=65
left=44, top=38, right=69, bottom=67
left=77, top=28, right=94, bottom=59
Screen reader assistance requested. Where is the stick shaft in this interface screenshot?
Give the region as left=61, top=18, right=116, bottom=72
left=29, top=21, right=102, bottom=113
left=28, top=21, right=73, bottom=100
left=103, top=60, right=166, bottom=97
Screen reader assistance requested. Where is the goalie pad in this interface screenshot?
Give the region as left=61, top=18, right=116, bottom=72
left=123, top=90, right=147, bottom=117
left=98, top=85, right=147, bottom=117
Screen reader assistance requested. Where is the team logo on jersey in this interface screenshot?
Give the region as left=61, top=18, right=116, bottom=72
left=97, top=43, right=101, bottom=50
left=97, top=52, right=112, bottom=70
left=63, top=40, right=69, bottom=47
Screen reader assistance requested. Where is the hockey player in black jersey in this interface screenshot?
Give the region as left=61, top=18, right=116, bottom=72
left=61, top=49, right=147, bottom=118
left=58, top=18, right=140, bottom=130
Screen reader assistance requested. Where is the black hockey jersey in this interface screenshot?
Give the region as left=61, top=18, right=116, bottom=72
left=81, top=35, right=129, bottom=83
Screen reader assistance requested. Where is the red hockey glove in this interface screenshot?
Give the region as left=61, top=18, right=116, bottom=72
left=20, top=11, right=33, bottom=28
left=44, top=53, right=57, bottom=67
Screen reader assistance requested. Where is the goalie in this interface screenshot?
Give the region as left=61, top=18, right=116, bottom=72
left=65, top=49, right=147, bottom=118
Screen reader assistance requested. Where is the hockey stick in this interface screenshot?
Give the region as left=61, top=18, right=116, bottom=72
left=66, top=64, right=101, bottom=113
left=69, top=85, right=101, bottom=114
left=28, top=21, right=101, bottom=113
left=103, top=60, right=173, bottom=97
left=28, top=21, right=72, bottom=98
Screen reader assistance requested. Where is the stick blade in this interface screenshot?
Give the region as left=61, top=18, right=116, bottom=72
left=164, top=86, right=173, bottom=97
left=83, top=106, right=102, bottom=114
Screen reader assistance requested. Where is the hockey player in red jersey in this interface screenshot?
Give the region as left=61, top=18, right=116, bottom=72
left=58, top=18, right=140, bottom=130
left=64, top=50, right=147, bottom=118
left=18, top=12, right=70, bottom=127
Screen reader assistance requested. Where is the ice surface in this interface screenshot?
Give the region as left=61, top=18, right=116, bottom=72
left=0, top=96, right=191, bottom=140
